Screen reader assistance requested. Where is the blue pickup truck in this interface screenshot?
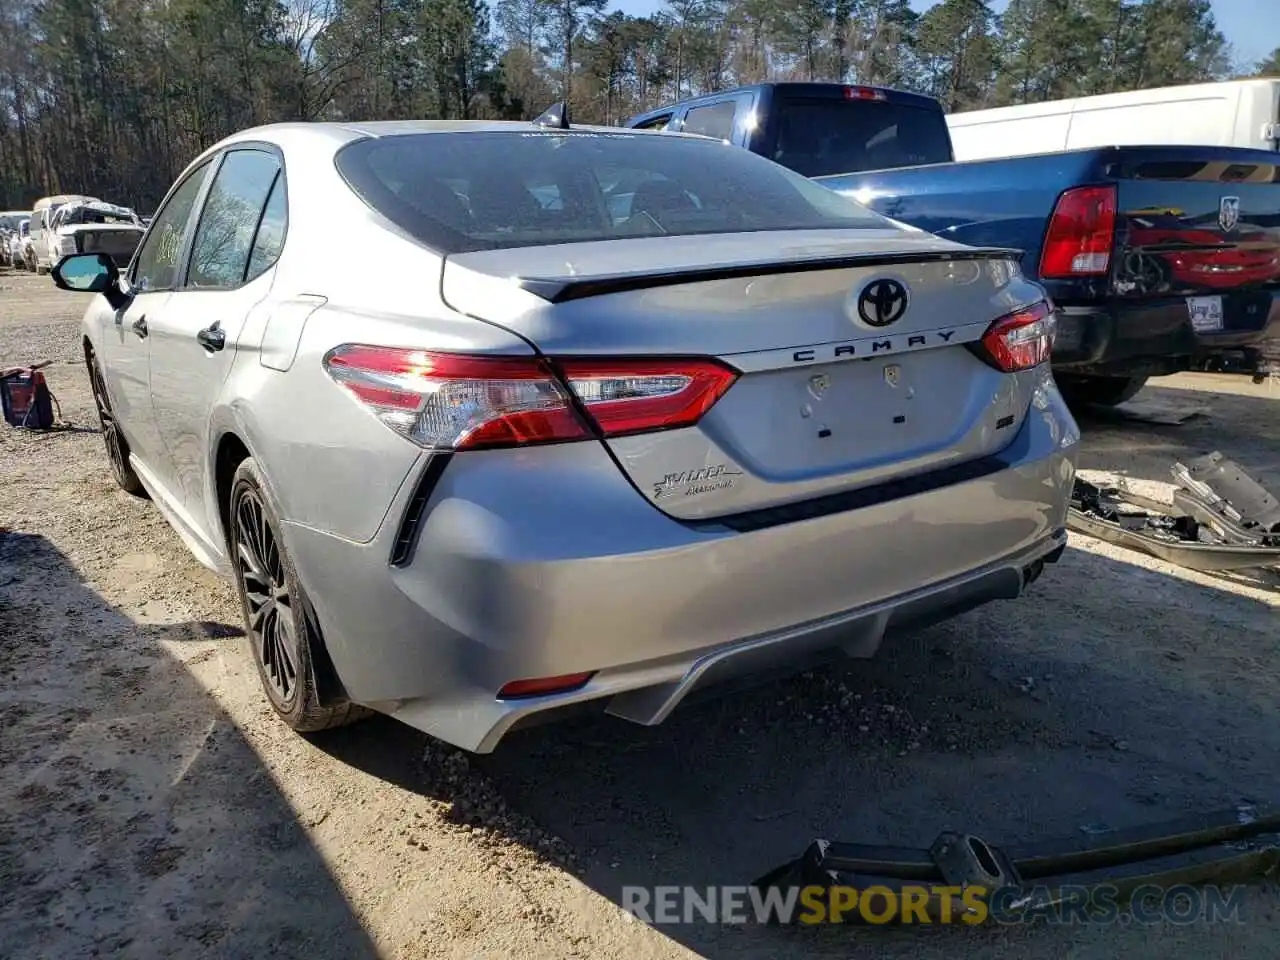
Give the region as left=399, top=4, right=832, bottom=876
left=626, top=83, right=1280, bottom=404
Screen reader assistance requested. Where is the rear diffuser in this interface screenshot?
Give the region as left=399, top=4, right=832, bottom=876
left=752, top=804, right=1280, bottom=924
left=1067, top=452, right=1280, bottom=572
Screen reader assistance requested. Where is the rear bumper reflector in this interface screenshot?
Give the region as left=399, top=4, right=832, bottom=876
left=497, top=672, right=595, bottom=699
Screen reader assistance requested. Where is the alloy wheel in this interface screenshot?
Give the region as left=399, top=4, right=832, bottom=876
left=234, top=488, right=299, bottom=705
left=89, top=360, right=129, bottom=485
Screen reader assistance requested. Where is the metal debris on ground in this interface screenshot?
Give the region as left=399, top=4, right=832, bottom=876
left=1068, top=452, right=1280, bottom=572
left=752, top=804, right=1280, bottom=925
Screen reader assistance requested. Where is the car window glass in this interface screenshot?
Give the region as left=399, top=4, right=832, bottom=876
left=187, top=150, right=282, bottom=290
left=636, top=114, right=672, bottom=131
left=771, top=100, right=952, bottom=176
left=132, top=160, right=212, bottom=292
left=336, top=130, right=890, bottom=254
left=682, top=101, right=738, bottom=140
left=246, top=172, right=287, bottom=283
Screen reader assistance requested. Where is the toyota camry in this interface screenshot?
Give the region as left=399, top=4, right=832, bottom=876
left=53, top=117, right=1079, bottom=752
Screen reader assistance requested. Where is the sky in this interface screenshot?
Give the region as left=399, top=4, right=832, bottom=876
left=610, top=0, right=1278, bottom=69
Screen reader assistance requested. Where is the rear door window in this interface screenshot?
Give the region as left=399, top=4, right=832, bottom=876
left=186, top=149, right=282, bottom=290
left=682, top=100, right=739, bottom=141
left=770, top=99, right=953, bottom=177
left=634, top=114, right=673, bottom=131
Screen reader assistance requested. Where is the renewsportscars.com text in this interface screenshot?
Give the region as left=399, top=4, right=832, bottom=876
left=621, top=884, right=1247, bottom=926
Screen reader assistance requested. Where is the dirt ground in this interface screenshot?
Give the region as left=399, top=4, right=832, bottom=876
left=2, top=266, right=1279, bottom=960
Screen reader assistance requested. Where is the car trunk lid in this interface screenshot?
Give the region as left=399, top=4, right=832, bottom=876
left=442, top=230, right=1047, bottom=521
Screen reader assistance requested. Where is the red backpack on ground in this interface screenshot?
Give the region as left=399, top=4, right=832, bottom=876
left=1, top=360, right=58, bottom=430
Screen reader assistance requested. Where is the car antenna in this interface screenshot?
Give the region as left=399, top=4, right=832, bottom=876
left=533, top=102, right=571, bottom=130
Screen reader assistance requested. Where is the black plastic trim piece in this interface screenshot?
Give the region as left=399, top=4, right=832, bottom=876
left=516, top=247, right=1026, bottom=303
left=694, top=455, right=1009, bottom=534
left=389, top=453, right=453, bottom=567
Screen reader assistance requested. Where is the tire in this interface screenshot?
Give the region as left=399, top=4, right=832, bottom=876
left=86, top=350, right=148, bottom=497
left=1056, top=374, right=1149, bottom=408
left=227, top=458, right=369, bottom=733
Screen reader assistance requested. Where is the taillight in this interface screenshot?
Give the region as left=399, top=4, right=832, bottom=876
left=323, top=346, right=738, bottom=450
left=843, top=86, right=887, bottom=101
left=555, top=358, right=738, bottom=438
left=975, top=301, right=1056, bottom=372
left=1040, top=185, right=1116, bottom=278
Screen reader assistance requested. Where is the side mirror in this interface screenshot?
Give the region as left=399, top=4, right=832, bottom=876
left=51, top=253, right=129, bottom=308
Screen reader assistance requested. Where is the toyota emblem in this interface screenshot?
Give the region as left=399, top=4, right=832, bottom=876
left=857, top=279, right=909, bottom=327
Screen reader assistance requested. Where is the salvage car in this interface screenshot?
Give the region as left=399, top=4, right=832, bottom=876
left=30, top=194, right=93, bottom=274
left=9, top=219, right=30, bottom=269
left=45, top=198, right=145, bottom=272
left=53, top=119, right=1079, bottom=752
left=0, top=210, right=30, bottom=266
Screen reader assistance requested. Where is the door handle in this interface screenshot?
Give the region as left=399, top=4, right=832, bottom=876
left=131, top=315, right=148, bottom=338
left=196, top=323, right=226, bottom=352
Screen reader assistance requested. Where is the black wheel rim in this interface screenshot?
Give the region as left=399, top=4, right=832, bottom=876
left=234, top=488, right=298, bottom=705
left=89, top=360, right=128, bottom=483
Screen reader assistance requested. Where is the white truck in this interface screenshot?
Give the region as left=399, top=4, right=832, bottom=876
left=32, top=196, right=146, bottom=275
left=947, top=78, right=1280, bottom=161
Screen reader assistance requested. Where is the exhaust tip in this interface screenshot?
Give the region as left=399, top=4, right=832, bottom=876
left=1022, top=560, right=1045, bottom=586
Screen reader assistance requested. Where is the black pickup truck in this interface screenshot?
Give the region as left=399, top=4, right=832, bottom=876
left=626, top=83, right=1280, bottom=404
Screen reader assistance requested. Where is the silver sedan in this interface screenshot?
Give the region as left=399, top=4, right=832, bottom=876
left=53, top=119, right=1079, bottom=752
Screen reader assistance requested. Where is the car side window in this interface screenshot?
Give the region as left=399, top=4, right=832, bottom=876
left=132, top=160, right=213, bottom=293
left=245, top=172, right=287, bottom=283
left=682, top=101, right=738, bottom=141
left=186, top=149, right=283, bottom=290
left=635, top=114, right=673, bottom=131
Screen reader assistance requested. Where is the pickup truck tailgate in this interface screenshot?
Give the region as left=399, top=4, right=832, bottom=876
left=1114, top=152, right=1280, bottom=301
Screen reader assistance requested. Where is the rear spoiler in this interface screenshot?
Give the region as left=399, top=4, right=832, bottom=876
left=514, top=247, right=1026, bottom=304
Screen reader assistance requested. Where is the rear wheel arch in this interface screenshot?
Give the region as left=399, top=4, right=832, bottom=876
left=214, top=431, right=253, bottom=551
left=214, top=435, right=355, bottom=711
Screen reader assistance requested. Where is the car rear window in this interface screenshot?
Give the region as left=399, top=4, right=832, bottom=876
left=334, top=130, right=892, bottom=254
left=769, top=99, right=953, bottom=177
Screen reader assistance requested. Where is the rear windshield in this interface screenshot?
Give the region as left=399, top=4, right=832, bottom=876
left=769, top=99, right=953, bottom=177
left=335, top=130, right=892, bottom=254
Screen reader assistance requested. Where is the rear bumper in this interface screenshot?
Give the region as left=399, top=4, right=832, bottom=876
left=282, top=372, right=1079, bottom=753
left=1051, top=290, right=1280, bottom=374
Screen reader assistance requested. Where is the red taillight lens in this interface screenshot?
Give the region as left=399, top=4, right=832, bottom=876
left=977, top=301, right=1056, bottom=372
left=323, top=347, right=738, bottom=450
left=843, top=86, right=887, bottom=101
left=497, top=672, right=594, bottom=699
left=1040, top=185, right=1116, bottom=278
left=556, top=358, right=738, bottom=438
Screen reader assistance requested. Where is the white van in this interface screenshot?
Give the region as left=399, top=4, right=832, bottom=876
left=947, top=79, right=1280, bottom=161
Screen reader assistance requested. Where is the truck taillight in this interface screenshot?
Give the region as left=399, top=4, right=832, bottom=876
left=1039, top=185, right=1116, bottom=278
left=322, top=346, right=738, bottom=451
left=843, top=86, right=887, bottom=101
left=975, top=301, right=1056, bottom=372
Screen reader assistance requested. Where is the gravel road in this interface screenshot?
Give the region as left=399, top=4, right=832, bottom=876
left=2, top=266, right=1279, bottom=959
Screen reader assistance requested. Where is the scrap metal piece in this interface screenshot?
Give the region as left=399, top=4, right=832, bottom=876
left=1067, top=456, right=1280, bottom=572
left=752, top=805, right=1280, bottom=925
left=1181, top=452, right=1280, bottom=533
